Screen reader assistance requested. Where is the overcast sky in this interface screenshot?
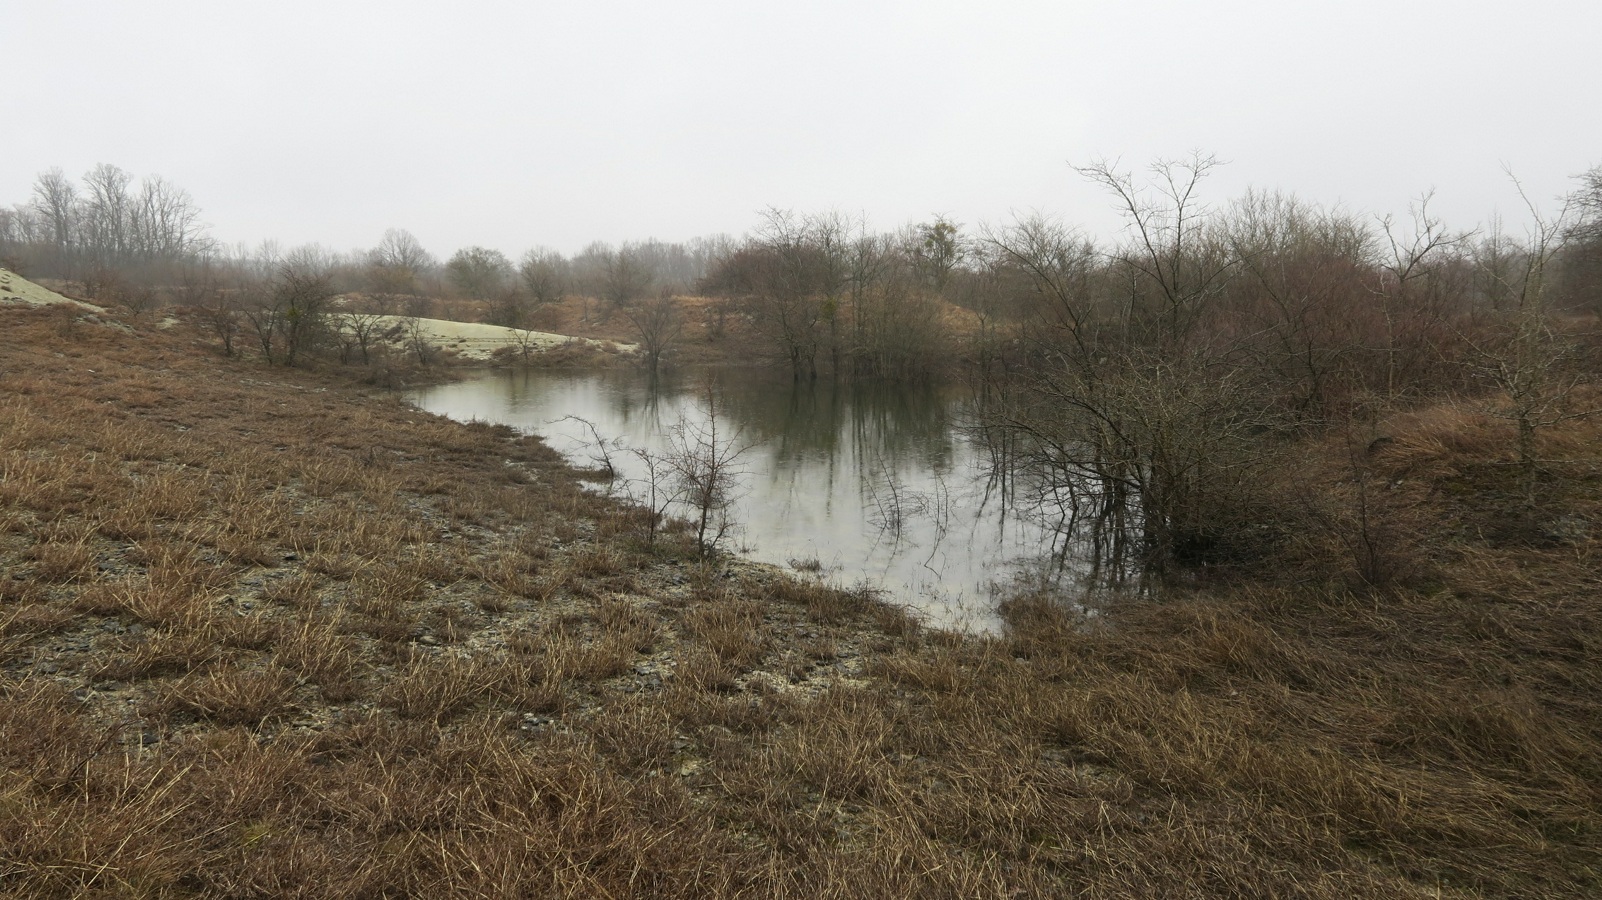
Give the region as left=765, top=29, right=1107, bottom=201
left=6, top=0, right=1598, bottom=259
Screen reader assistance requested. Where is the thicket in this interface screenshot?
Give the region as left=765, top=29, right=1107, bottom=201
left=7, top=158, right=1600, bottom=586
left=688, top=158, right=1600, bottom=584
left=974, top=160, right=1599, bottom=583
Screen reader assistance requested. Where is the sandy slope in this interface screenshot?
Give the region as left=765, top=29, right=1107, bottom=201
left=374, top=314, right=635, bottom=360
left=0, top=268, right=103, bottom=310
left=0, top=273, right=627, bottom=358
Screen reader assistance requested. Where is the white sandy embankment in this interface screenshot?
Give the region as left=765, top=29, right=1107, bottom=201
left=0, top=270, right=630, bottom=359
left=375, top=315, right=637, bottom=361
left=0, top=268, right=103, bottom=310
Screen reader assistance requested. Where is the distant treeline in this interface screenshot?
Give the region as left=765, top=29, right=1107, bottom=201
left=5, top=157, right=1601, bottom=581
left=1, top=165, right=211, bottom=280
left=0, top=164, right=736, bottom=321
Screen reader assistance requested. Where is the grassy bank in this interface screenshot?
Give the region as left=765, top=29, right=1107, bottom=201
left=1, top=301, right=1598, bottom=897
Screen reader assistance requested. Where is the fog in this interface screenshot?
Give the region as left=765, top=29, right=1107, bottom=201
left=5, top=0, right=1598, bottom=256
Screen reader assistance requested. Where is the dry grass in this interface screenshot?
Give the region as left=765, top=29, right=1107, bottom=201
left=683, top=592, right=768, bottom=668
left=273, top=615, right=365, bottom=700
left=0, top=301, right=1598, bottom=897
left=158, top=664, right=300, bottom=727
left=381, top=650, right=493, bottom=723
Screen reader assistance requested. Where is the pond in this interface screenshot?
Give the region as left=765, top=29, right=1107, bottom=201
left=409, top=367, right=1064, bottom=630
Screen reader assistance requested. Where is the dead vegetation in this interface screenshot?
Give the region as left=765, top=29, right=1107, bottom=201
left=0, top=302, right=1599, bottom=897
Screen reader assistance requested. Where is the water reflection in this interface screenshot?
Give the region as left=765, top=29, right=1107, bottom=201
left=410, top=368, right=1060, bottom=630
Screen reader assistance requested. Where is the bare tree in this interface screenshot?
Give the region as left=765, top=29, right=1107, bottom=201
left=131, top=175, right=208, bottom=262
left=569, top=241, right=614, bottom=323
left=705, top=209, right=846, bottom=379
left=664, top=383, right=749, bottom=557
left=557, top=415, right=621, bottom=481
left=240, top=278, right=280, bottom=363
left=518, top=247, right=568, bottom=310
left=173, top=259, right=241, bottom=356
left=1576, top=164, right=1602, bottom=224
left=1557, top=163, right=1602, bottom=313
left=30, top=168, right=77, bottom=274
left=488, top=286, right=530, bottom=329
left=243, top=246, right=338, bottom=366
left=701, top=241, right=821, bottom=377
left=367, top=228, right=434, bottom=302
left=906, top=216, right=964, bottom=293
left=334, top=308, right=391, bottom=365
left=0, top=205, right=42, bottom=271
left=18, top=164, right=211, bottom=281
left=1076, top=153, right=1237, bottom=347
left=404, top=316, right=439, bottom=365
left=1469, top=175, right=1594, bottom=501
left=282, top=256, right=336, bottom=365
left=564, top=385, right=747, bottom=555
left=1221, top=189, right=1375, bottom=421
left=1468, top=216, right=1524, bottom=314
left=507, top=326, right=546, bottom=365
left=80, top=163, right=136, bottom=270
left=626, top=444, right=681, bottom=547
left=620, top=288, right=684, bottom=375
left=983, top=160, right=1284, bottom=582
left=445, top=246, right=512, bottom=301
left=1371, top=192, right=1470, bottom=400
left=601, top=248, right=654, bottom=315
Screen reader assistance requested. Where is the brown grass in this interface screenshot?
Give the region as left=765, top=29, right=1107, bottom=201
left=159, top=664, right=299, bottom=727
left=273, top=615, right=365, bottom=700
left=0, top=301, right=1597, bottom=897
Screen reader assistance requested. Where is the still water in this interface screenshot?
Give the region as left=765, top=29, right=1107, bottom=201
left=410, top=368, right=1060, bottom=630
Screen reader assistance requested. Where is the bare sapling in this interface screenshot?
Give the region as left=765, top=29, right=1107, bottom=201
left=1467, top=173, right=1597, bottom=502
left=863, top=447, right=915, bottom=540
left=403, top=316, right=438, bottom=365
left=197, top=286, right=241, bottom=357
left=334, top=307, right=389, bottom=365
left=625, top=445, right=682, bottom=547
left=556, top=415, right=622, bottom=483
left=508, top=326, right=544, bottom=365
left=556, top=390, right=747, bottom=555
left=665, top=381, right=750, bottom=557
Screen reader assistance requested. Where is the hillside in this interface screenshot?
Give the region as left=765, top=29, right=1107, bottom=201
left=0, top=295, right=1598, bottom=897
left=0, top=268, right=102, bottom=310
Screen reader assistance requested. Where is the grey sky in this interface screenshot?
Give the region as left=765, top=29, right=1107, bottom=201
left=6, top=0, right=1597, bottom=259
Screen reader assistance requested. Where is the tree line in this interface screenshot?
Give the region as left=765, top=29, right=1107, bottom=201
left=0, top=164, right=209, bottom=299
left=949, top=156, right=1601, bottom=583
left=0, top=164, right=737, bottom=327
left=690, top=155, right=1600, bottom=581
left=4, top=158, right=1599, bottom=585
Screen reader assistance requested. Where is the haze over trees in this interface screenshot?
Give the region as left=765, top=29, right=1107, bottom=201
left=366, top=228, right=435, bottom=306
left=445, top=246, right=513, bottom=303
left=3, top=157, right=1599, bottom=584
left=0, top=164, right=211, bottom=306
left=518, top=247, right=568, bottom=310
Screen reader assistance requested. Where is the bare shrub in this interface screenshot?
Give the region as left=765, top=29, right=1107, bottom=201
left=664, top=383, right=749, bottom=557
